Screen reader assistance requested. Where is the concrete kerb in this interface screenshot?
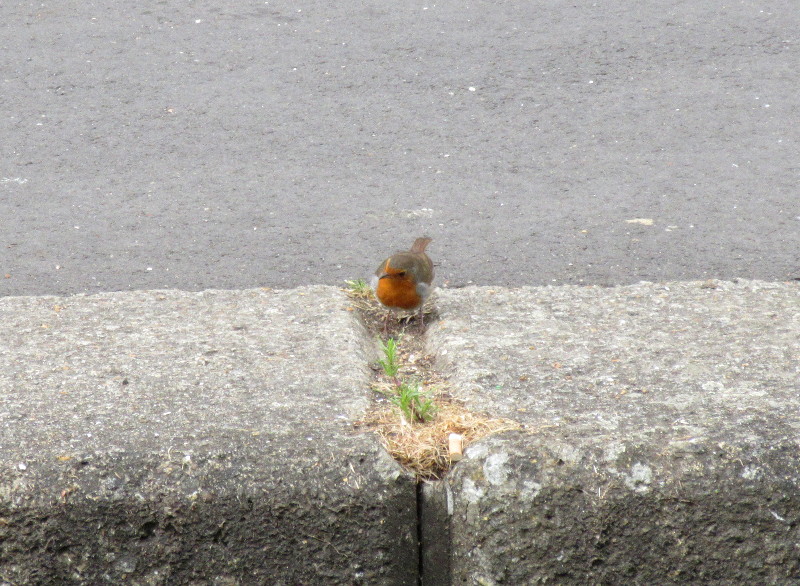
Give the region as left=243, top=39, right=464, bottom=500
left=425, top=280, right=800, bottom=584
left=1, top=280, right=798, bottom=584
left=0, top=287, right=417, bottom=585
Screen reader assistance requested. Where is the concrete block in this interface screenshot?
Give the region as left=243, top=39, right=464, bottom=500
left=0, top=287, right=417, bottom=585
left=427, top=280, right=800, bottom=583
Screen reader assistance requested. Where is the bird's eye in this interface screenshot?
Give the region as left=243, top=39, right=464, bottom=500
left=397, top=271, right=406, bottom=276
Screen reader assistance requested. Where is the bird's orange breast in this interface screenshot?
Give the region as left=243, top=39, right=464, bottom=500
left=375, top=274, right=422, bottom=310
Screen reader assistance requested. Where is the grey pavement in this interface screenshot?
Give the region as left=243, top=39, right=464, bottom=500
left=1, top=1, right=799, bottom=297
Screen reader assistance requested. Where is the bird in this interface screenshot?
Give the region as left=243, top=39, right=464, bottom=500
left=371, top=237, right=434, bottom=332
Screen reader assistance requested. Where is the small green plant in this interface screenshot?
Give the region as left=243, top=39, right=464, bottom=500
left=374, top=336, right=438, bottom=426
left=345, top=278, right=372, bottom=295
left=378, top=337, right=400, bottom=379
left=391, top=382, right=438, bottom=423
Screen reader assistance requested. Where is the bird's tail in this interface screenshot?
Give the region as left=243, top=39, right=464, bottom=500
left=410, top=237, right=432, bottom=253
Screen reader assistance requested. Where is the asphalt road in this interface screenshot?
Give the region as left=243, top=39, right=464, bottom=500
left=2, top=1, right=798, bottom=297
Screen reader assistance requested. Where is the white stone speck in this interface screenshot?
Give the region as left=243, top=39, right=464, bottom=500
left=741, top=465, right=761, bottom=480
left=603, top=442, right=626, bottom=462
left=462, top=477, right=484, bottom=504
left=484, top=452, right=509, bottom=485
left=624, top=462, right=652, bottom=493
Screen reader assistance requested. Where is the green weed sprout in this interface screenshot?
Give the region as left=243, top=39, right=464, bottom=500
left=345, top=278, right=372, bottom=295
left=392, top=382, right=438, bottom=424
left=378, top=338, right=400, bottom=379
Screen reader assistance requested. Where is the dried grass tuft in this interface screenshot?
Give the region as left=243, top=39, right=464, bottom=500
left=362, top=396, right=520, bottom=480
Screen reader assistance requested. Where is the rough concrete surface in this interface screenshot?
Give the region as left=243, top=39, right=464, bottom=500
left=426, top=280, right=800, bottom=584
left=0, top=286, right=417, bottom=585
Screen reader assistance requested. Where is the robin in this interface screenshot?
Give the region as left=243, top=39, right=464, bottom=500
left=371, top=237, right=434, bottom=332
